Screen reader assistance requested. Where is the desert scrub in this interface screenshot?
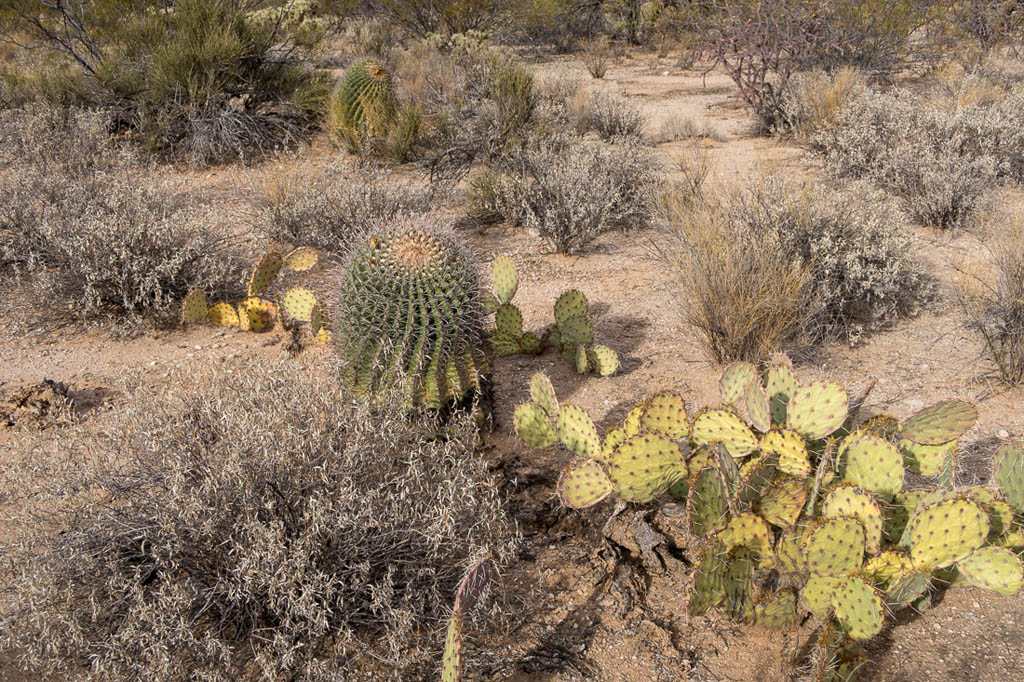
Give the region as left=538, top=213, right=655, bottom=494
left=574, top=88, right=646, bottom=141
left=776, top=67, right=869, bottom=139
left=661, top=175, right=929, bottom=361
left=1, top=0, right=328, bottom=165
left=0, top=106, right=242, bottom=329
left=252, top=162, right=433, bottom=253
left=0, top=360, right=518, bottom=682
left=813, top=84, right=1024, bottom=228
left=478, top=135, right=660, bottom=253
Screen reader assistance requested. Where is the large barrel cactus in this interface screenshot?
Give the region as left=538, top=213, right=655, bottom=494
left=334, top=215, right=489, bottom=408
left=330, top=60, right=396, bottom=140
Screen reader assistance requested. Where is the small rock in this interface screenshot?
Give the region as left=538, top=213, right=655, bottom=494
left=998, top=430, right=1010, bottom=439
left=907, top=399, right=925, bottom=411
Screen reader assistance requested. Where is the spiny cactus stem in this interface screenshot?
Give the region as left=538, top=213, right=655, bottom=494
left=804, top=439, right=836, bottom=519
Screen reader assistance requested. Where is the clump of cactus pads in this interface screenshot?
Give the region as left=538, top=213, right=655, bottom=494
left=334, top=215, right=489, bottom=408
left=514, top=361, right=1023, bottom=679
left=329, top=60, right=397, bottom=145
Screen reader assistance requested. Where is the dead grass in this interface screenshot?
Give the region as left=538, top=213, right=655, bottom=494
left=0, top=359, right=518, bottom=682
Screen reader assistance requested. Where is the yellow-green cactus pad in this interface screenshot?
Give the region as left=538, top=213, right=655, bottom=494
left=900, top=437, right=957, bottom=477
left=640, top=392, right=689, bottom=439
left=574, top=344, right=589, bottom=374
left=441, top=612, right=462, bottom=682
left=743, top=380, right=772, bottom=432
left=520, top=331, right=543, bottom=355
left=556, top=458, right=613, bottom=509
left=559, top=314, right=593, bottom=348
left=719, top=361, right=757, bottom=404
left=993, top=443, right=1024, bottom=513
left=760, top=429, right=811, bottom=478
left=281, top=287, right=317, bottom=322
left=495, top=303, right=523, bottom=338
left=725, top=547, right=755, bottom=622
left=555, top=404, right=602, bottom=461
left=756, top=590, right=798, bottom=628
left=765, top=361, right=798, bottom=425
left=786, top=380, right=848, bottom=441
left=686, top=444, right=717, bottom=473
left=956, top=547, right=1024, bottom=596
left=909, top=497, right=989, bottom=569
left=804, top=517, right=866, bottom=576
left=182, top=290, right=208, bottom=323
left=248, top=251, right=283, bottom=297
left=282, top=246, right=319, bottom=271
left=901, top=399, right=978, bottom=446
left=736, top=453, right=777, bottom=505
left=842, top=433, right=904, bottom=498
left=688, top=467, right=729, bottom=536
left=776, top=528, right=806, bottom=573
left=554, top=289, right=588, bottom=325
left=755, top=478, right=807, bottom=529
left=832, top=576, right=884, bottom=641
left=529, top=373, right=559, bottom=419
left=206, top=302, right=239, bottom=327
left=622, top=404, right=644, bottom=437
left=721, top=512, right=772, bottom=559
left=692, top=408, right=757, bottom=458
left=824, top=484, right=884, bottom=555
left=514, top=402, right=558, bottom=448
left=587, top=345, right=619, bottom=377
left=602, top=427, right=627, bottom=460
left=884, top=490, right=926, bottom=545
left=492, top=254, right=518, bottom=305
left=863, top=550, right=913, bottom=586
left=607, top=433, right=686, bottom=503
left=688, top=540, right=727, bottom=616
left=491, top=331, right=521, bottom=356
left=801, top=574, right=841, bottom=618
left=239, top=297, right=277, bottom=332
left=885, top=570, right=932, bottom=608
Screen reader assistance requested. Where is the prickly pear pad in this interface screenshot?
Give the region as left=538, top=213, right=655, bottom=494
left=884, top=571, right=931, bottom=608
left=555, top=405, right=602, bottom=461
left=513, top=403, right=558, bottom=448
left=688, top=541, right=727, bottom=616
left=899, top=438, right=957, bottom=477
left=721, top=512, right=772, bottom=559
left=554, top=290, right=588, bottom=325
left=956, top=546, right=1024, bottom=596
left=804, top=518, right=866, bottom=576
left=441, top=613, right=462, bottom=682
left=719, top=361, right=757, bottom=404
left=607, top=434, right=686, bottom=503
left=529, top=373, right=559, bottom=418
left=842, top=433, right=904, bottom=498
left=640, top=392, right=689, bottom=439
left=688, top=467, right=729, bottom=536
left=557, top=458, right=613, bottom=509
left=206, top=301, right=238, bottom=327
left=765, top=362, right=798, bottom=425
left=181, top=290, right=207, bottom=323
left=588, top=345, right=619, bottom=376
left=755, top=478, right=807, bottom=529
left=801, top=574, right=841, bottom=618
left=824, top=485, right=884, bottom=555
left=692, top=409, right=758, bottom=457
left=248, top=251, right=283, bottom=297
left=743, top=380, right=771, bottom=432
left=622, top=404, right=644, bottom=437
left=282, top=246, right=318, bottom=272
left=281, top=287, right=317, bottom=322
left=909, top=498, right=989, bottom=569
left=492, top=255, right=518, bottom=305
left=786, top=380, right=848, bottom=441
left=755, top=590, right=798, bottom=628
left=495, top=304, right=523, bottom=337
left=901, top=400, right=978, bottom=445
left=832, top=577, right=884, bottom=640
left=993, top=443, right=1024, bottom=513
left=760, top=429, right=811, bottom=478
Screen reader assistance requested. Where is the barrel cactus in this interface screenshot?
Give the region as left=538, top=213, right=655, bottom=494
left=334, top=215, right=489, bottom=408
left=329, top=60, right=396, bottom=143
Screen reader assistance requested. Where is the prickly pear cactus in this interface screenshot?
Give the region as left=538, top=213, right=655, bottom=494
left=333, top=215, right=488, bottom=408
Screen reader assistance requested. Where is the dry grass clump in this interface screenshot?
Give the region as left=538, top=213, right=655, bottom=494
left=0, top=107, right=242, bottom=329
left=476, top=135, right=660, bottom=253
left=252, top=162, right=434, bottom=253
left=811, top=84, right=1024, bottom=228
left=580, top=35, right=611, bottom=78
left=0, top=360, right=518, bottom=682
left=574, top=89, right=646, bottom=141
left=777, top=67, right=869, bottom=139
left=957, top=209, right=1024, bottom=385
left=661, top=174, right=930, bottom=362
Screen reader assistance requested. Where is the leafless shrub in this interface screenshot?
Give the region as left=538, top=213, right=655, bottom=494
left=575, top=89, right=646, bottom=141
left=812, top=87, right=1023, bottom=228
left=957, top=209, right=1024, bottom=384
left=650, top=115, right=725, bottom=144
left=660, top=174, right=930, bottom=361
left=487, top=135, right=661, bottom=253
left=580, top=35, right=611, bottom=79
left=252, top=162, right=434, bottom=253
left=669, top=142, right=712, bottom=205
left=0, top=107, right=242, bottom=329
left=777, top=67, right=869, bottom=139
left=0, top=360, right=518, bottom=681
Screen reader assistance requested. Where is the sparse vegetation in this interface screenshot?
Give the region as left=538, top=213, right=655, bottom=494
left=1, top=361, right=518, bottom=681
left=575, top=88, right=646, bottom=140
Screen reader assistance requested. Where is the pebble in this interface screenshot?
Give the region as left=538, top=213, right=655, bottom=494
left=907, top=399, right=925, bottom=411
left=998, top=430, right=1010, bottom=439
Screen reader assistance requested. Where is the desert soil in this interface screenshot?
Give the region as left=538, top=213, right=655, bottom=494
left=2, top=51, right=1023, bottom=682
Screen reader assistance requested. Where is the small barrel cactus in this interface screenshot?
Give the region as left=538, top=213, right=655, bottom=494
left=329, top=60, right=396, bottom=141
left=334, top=215, right=489, bottom=408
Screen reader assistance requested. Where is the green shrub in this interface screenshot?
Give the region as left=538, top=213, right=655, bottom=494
left=1, top=360, right=518, bottom=681
left=1, top=0, right=329, bottom=165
